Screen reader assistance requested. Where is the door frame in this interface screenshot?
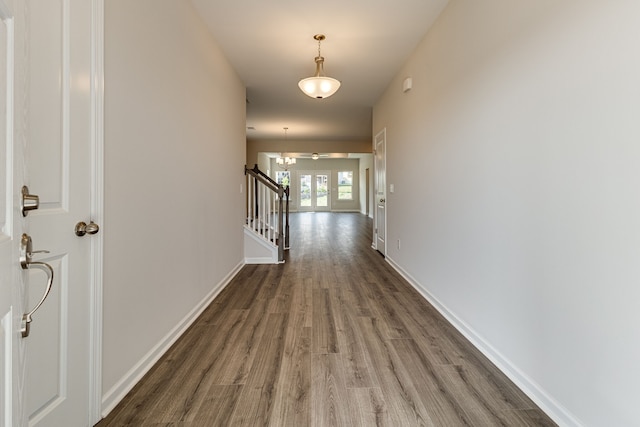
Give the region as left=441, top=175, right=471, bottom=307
left=297, top=170, right=331, bottom=212
left=373, top=128, right=386, bottom=254
left=365, top=167, right=370, bottom=217
left=88, top=0, right=104, bottom=423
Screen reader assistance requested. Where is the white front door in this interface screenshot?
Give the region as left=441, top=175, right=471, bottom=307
left=374, top=129, right=386, bottom=255
left=298, top=171, right=330, bottom=212
left=1, top=0, right=101, bottom=426
left=1, top=1, right=22, bottom=424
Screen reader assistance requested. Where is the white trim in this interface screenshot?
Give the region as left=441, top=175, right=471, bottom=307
left=88, top=0, right=104, bottom=424
left=373, top=128, right=386, bottom=252
left=244, top=257, right=284, bottom=265
left=245, top=257, right=280, bottom=264
left=384, top=255, right=584, bottom=427
left=243, top=226, right=280, bottom=264
left=296, top=170, right=331, bottom=212
left=100, top=261, right=244, bottom=418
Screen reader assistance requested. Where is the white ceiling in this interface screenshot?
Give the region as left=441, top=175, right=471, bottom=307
left=191, top=0, right=448, bottom=142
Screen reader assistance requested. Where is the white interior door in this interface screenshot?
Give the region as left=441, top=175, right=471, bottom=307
left=0, top=0, right=100, bottom=426
left=375, top=129, right=386, bottom=255
left=298, top=171, right=330, bottom=212
left=1, top=1, right=23, bottom=424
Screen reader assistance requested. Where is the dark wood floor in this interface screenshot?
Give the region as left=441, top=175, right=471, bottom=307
left=97, top=212, right=556, bottom=426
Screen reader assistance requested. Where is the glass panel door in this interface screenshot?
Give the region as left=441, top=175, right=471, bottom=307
left=316, top=174, right=328, bottom=207
left=300, top=174, right=311, bottom=207
left=298, top=171, right=330, bottom=211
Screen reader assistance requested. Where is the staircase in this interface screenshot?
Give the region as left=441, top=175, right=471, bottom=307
left=244, top=165, right=290, bottom=264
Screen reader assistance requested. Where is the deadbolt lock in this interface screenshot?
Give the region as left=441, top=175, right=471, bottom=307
left=21, top=186, right=39, bottom=217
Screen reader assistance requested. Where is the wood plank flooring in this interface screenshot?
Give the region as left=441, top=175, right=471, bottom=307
left=97, top=212, right=556, bottom=426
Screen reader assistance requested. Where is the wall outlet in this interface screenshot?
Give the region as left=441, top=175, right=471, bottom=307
left=397, top=239, right=401, bottom=250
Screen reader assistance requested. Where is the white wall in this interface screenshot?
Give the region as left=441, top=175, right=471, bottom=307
left=103, top=0, right=246, bottom=412
left=256, top=152, right=271, bottom=174
left=374, top=1, right=640, bottom=426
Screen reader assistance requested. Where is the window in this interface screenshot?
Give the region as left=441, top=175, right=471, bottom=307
left=337, top=171, right=353, bottom=200
left=275, top=171, right=290, bottom=187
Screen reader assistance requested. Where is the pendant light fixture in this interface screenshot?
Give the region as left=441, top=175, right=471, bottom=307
left=298, top=34, right=341, bottom=99
left=276, top=127, right=296, bottom=170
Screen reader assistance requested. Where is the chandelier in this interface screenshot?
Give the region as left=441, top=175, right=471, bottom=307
left=298, top=34, right=341, bottom=99
left=276, top=127, right=296, bottom=170
left=276, top=156, right=296, bottom=169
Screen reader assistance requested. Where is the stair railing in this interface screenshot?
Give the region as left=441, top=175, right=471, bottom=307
left=244, top=165, right=290, bottom=262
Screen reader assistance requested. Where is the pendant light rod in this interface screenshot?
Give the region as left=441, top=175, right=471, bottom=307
left=313, top=34, right=325, bottom=77
left=298, top=34, right=341, bottom=99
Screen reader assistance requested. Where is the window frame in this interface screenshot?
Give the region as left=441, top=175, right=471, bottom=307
left=337, top=170, right=354, bottom=201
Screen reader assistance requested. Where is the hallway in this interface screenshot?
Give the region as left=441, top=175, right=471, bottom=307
left=97, top=213, right=555, bottom=426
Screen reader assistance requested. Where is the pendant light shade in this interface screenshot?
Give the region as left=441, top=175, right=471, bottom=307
left=298, top=35, right=341, bottom=99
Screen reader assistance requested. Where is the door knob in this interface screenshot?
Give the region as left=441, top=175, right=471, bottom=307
left=21, top=185, right=39, bottom=216
left=75, top=221, right=100, bottom=237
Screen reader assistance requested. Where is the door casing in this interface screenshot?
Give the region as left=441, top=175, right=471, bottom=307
left=374, top=129, right=386, bottom=255
left=298, top=170, right=331, bottom=212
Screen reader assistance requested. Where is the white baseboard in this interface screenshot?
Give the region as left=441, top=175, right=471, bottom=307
left=384, top=256, right=583, bottom=427
left=100, top=260, right=244, bottom=418
left=245, top=256, right=281, bottom=264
